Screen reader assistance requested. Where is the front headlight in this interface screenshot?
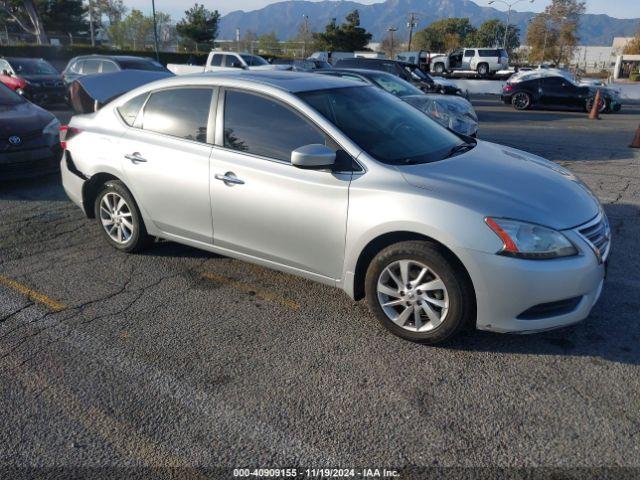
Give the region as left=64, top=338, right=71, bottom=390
left=43, top=118, right=60, bottom=137
left=485, top=217, right=578, bottom=259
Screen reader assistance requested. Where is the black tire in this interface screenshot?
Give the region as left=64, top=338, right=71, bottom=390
left=94, top=180, right=150, bottom=253
left=477, top=63, right=489, bottom=77
left=364, top=241, right=474, bottom=344
left=585, top=96, right=607, bottom=114
left=512, top=92, right=532, bottom=110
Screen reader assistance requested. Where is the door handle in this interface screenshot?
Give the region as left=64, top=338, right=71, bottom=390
left=215, top=172, right=244, bottom=186
left=125, top=152, right=147, bottom=163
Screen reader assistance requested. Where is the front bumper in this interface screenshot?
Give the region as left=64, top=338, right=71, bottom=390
left=501, top=94, right=512, bottom=104
left=24, top=87, right=67, bottom=105
left=458, top=241, right=606, bottom=333
left=0, top=144, right=62, bottom=181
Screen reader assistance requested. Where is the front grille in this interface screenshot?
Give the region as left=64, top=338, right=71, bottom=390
left=517, top=296, right=583, bottom=320
left=577, top=213, right=611, bottom=262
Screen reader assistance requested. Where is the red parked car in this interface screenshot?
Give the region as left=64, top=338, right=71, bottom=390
left=0, top=57, right=67, bottom=106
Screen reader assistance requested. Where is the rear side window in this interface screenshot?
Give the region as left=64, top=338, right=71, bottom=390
left=101, top=61, right=118, bottom=73
left=83, top=59, right=100, bottom=74
left=117, top=93, right=148, bottom=126
left=211, top=54, right=223, bottom=67
left=142, top=88, right=213, bottom=143
left=68, top=60, right=84, bottom=73
left=223, top=90, right=324, bottom=162
left=464, top=50, right=475, bottom=57
left=478, top=50, right=498, bottom=57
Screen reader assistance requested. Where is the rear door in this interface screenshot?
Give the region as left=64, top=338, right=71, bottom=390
left=120, top=87, right=217, bottom=244
left=462, top=50, right=475, bottom=70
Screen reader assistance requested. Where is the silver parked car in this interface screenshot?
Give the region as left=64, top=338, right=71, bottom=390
left=61, top=71, right=609, bottom=344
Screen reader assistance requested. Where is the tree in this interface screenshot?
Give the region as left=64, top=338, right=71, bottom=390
left=176, top=3, right=220, bottom=50
left=526, top=0, right=585, bottom=66
left=257, top=31, right=279, bottom=56
left=108, top=8, right=152, bottom=50
left=413, top=18, right=476, bottom=52
left=239, top=29, right=257, bottom=53
left=39, top=0, right=87, bottom=36
left=467, top=19, right=520, bottom=52
left=623, top=30, right=640, bottom=55
left=0, top=0, right=48, bottom=44
left=94, top=0, right=126, bottom=25
left=314, top=10, right=372, bottom=52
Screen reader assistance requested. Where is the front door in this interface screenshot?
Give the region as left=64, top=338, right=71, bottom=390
left=210, top=89, right=351, bottom=280
left=120, top=87, right=216, bottom=244
left=539, top=77, right=578, bottom=107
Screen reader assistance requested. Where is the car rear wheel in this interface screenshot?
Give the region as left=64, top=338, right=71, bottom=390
left=94, top=180, right=150, bottom=253
left=477, top=63, right=489, bottom=77
left=365, top=241, right=474, bottom=344
left=512, top=92, right=531, bottom=110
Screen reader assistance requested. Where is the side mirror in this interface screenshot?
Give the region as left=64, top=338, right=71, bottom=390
left=291, top=144, right=336, bottom=169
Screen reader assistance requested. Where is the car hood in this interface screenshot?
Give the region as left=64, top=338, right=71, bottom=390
left=0, top=101, right=53, bottom=136
left=400, top=140, right=599, bottom=230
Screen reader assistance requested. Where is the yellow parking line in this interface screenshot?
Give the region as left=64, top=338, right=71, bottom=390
left=202, top=272, right=300, bottom=311
left=0, top=275, right=65, bottom=312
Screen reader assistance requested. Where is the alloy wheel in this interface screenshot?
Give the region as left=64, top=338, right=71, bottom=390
left=376, top=260, right=449, bottom=332
left=512, top=92, right=530, bottom=110
left=99, top=192, right=134, bottom=244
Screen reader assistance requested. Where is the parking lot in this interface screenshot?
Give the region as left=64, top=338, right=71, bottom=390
left=1, top=98, right=639, bottom=475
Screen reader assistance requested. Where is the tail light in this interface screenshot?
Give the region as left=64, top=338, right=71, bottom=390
left=503, top=84, right=514, bottom=93
left=59, top=125, right=82, bottom=150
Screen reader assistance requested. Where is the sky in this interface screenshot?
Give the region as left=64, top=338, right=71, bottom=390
left=128, top=0, right=640, bottom=21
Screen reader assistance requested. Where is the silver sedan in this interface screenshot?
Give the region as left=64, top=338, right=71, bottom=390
left=61, top=71, right=609, bottom=343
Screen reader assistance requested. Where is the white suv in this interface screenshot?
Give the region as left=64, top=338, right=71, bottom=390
left=430, top=48, right=509, bottom=77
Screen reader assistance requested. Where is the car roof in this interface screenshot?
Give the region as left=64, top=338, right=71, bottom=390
left=322, top=68, right=389, bottom=78
left=188, top=70, right=362, bottom=93
left=3, top=57, right=49, bottom=62
left=71, top=55, right=154, bottom=62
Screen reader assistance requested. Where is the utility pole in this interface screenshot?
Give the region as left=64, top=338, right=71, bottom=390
left=151, top=0, right=160, bottom=61
left=406, top=13, right=419, bottom=51
left=88, top=0, right=95, bottom=47
left=387, top=27, right=397, bottom=59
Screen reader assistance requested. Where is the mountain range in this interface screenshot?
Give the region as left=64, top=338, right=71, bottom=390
left=218, top=0, right=640, bottom=46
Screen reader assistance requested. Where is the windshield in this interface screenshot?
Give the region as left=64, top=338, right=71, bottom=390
left=368, top=72, right=424, bottom=98
left=118, top=59, right=167, bottom=72
left=0, top=83, right=24, bottom=105
left=11, top=59, right=58, bottom=75
left=299, top=86, right=464, bottom=165
left=241, top=54, right=269, bottom=66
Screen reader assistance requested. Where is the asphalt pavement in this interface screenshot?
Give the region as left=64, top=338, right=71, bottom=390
left=0, top=99, right=639, bottom=478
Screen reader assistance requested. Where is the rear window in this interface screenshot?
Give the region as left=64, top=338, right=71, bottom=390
left=118, top=59, right=166, bottom=72
left=478, top=50, right=499, bottom=57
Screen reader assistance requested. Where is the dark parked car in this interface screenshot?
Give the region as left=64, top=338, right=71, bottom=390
left=0, top=57, right=66, bottom=106
left=0, top=83, right=61, bottom=180
left=62, top=55, right=168, bottom=86
left=502, top=69, right=621, bottom=113
left=332, top=57, right=466, bottom=97
left=316, top=69, right=478, bottom=137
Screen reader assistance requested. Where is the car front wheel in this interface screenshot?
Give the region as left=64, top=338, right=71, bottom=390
left=365, top=241, right=474, bottom=344
left=94, top=180, right=149, bottom=253
left=585, top=96, right=607, bottom=114
left=512, top=92, right=531, bottom=110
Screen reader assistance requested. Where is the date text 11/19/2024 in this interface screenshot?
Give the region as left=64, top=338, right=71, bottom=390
left=233, top=468, right=401, bottom=478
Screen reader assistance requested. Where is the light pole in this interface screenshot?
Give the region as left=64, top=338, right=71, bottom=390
left=151, top=0, right=160, bottom=61
left=488, top=0, right=534, bottom=49
left=302, top=14, right=310, bottom=59
left=387, top=27, right=397, bottom=59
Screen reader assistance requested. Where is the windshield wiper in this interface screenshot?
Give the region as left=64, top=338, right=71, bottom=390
left=445, top=142, right=475, bottom=159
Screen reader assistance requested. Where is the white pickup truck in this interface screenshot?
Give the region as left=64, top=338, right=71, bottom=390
left=167, top=51, right=287, bottom=75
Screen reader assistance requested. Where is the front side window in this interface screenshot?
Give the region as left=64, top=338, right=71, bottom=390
left=142, top=88, right=213, bottom=143
left=223, top=90, right=324, bottom=162
left=117, top=93, right=148, bottom=126
left=224, top=55, right=243, bottom=68
left=299, top=86, right=463, bottom=165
